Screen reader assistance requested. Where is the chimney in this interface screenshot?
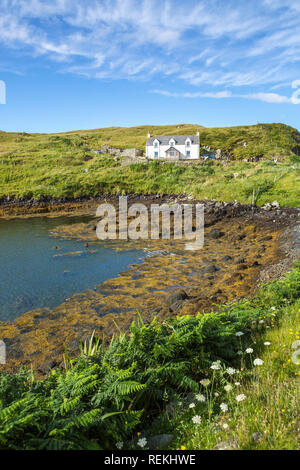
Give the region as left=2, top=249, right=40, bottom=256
left=147, top=132, right=151, bottom=138
left=196, top=130, right=200, bottom=136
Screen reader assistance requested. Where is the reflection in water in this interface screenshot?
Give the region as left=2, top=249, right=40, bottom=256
left=0, top=217, right=145, bottom=322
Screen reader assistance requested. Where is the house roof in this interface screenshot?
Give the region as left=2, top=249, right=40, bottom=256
left=146, top=135, right=199, bottom=146
left=165, top=146, right=180, bottom=153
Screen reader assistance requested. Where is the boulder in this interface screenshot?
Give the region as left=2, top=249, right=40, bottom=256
left=165, top=289, right=188, bottom=307
left=213, top=438, right=239, bottom=450
left=202, top=264, right=220, bottom=274
left=209, top=228, right=224, bottom=239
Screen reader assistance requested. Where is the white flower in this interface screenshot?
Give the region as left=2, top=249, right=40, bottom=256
left=214, top=392, right=220, bottom=397
left=210, top=361, right=221, bottom=370
left=264, top=341, right=271, bottom=346
left=291, top=340, right=300, bottom=349
left=220, top=403, right=228, bottom=412
left=236, top=394, right=246, bottom=402
left=259, top=320, right=264, bottom=324
left=192, top=415, right=201, bottom=424
left=237, top=350, right=243, bottom=355
left=224, top=384, right=233, bottom=392
left=234, top=382, right=240, bottom=386
left=222, top=423, right=229, bottom=430
left=137, top=437, right=147, bottom=448
left=189, top=403, right=196, bottom=409
left=196, top=394, right=206, bottom=402
left=200, top=379, right=211, bottom=387
left=271, top=306, right=276, bottom=311
left=253, top=358, right=264, bottom=366
left=226, top=367, right=236, bottom=375
left=116, top=441, right=123, bottom=449
left=236, top=331, right=244, bottom=337
left=246, top=348, right=253, bottom=354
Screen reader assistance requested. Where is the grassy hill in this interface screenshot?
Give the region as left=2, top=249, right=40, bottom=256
left=0, top=123, right=299, bottom=206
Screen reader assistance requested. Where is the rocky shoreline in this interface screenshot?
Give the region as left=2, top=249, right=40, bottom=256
left=0, top=193, right=299, bottom=220
left=0, top=197, right=299, bottom=377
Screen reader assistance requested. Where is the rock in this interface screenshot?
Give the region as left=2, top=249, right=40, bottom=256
left=251, top=432, right=263, bottom=444
left=235, top=257, right=245, bottom=264
left=236, top=264, right=249, bottom=270
left=47, top=360, right=57, bottom=369
left=169, top=301, right=184, bottom=312
left=166, top=290, right=188, bottom=307
left=147, top=434, right=174, bottom=450
left=215, top=149, right=222, bottom=159
left=202, top=264, right=220, bottom=274
left=260, top=235, right=272, bottom=242
left=20, top=327, right=32, bottom=334
left=262, top=203, right=272, bottom=211
left=213, top=438, right=239, bottom=450
left=222, top=255, right=233, bottom=262
left=271, top=201, right=280, bottom=208
left=209, top=228, right=224, bottom=239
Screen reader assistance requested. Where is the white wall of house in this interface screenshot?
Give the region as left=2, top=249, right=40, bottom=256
left=146, top=137, right=199, bottom=160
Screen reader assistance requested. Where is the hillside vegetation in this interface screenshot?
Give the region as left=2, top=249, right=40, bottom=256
left=0, top=264, right=299, bottom=450
left=0, top=123, right=299, bottom=206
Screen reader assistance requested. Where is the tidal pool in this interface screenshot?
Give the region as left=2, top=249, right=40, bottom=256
left=0, top=217, right=145, bottom=322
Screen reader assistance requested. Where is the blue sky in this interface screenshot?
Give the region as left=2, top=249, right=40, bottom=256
left=0, top=0, right=299, bottom=133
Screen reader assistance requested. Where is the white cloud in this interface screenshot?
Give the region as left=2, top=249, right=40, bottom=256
left=152, top=89, right=232, bottom=99
left=152, top=81, right=300, bottom=105
left=292, top=80, right=300, bottom=89
left=245, top=93, right=290, bottom=104
left=0, top=0, right=299, bottom=98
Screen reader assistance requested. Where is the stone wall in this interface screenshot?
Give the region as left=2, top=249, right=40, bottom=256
left=89, top=146, right=144, bottom=158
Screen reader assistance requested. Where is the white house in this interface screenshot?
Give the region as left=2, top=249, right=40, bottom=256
left=146, top=132, right=200, bottom=160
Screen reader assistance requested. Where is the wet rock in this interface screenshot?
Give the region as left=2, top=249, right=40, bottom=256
left=234, top=233, right=246, bottom=241
left=209, top=228, right=224, bottom=239
left=20, top=327, right=32, bottom=334
left=168, top=301, right=184, bottom=312
left=222, top=255, right=233, bottom=262
left=252, top=261, right=260, bottom=266
left=8, top=346, right=24, bottom=360
left=147, top=434, right=174, bottom=450
left=166, top=290, right=188, bottom=307
left=236, top=264, right=249, bottom=270
left=260, top=235, right=273, bottom=242
left=202, top=264, right=220, bottom=274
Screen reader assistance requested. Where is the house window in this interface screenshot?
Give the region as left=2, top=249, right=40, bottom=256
left=186, top=141, right=191, bottom=147
left=154, top=142, right=158, bottom=147
left=186, top=150, right=191, bottom=156
left=170, top=151, right=175, bottom=157
left=154, top=151, right=158, bottom=157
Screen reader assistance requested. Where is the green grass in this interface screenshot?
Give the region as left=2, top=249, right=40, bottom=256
left=0, top=264, right=299, bottom=450
left=167, top=295, right=300, bottom=451
left=0, top=123, right=299, bottom=206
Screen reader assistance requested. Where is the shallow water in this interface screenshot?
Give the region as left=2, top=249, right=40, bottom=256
left=0, top=217, right=145, bottom=322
